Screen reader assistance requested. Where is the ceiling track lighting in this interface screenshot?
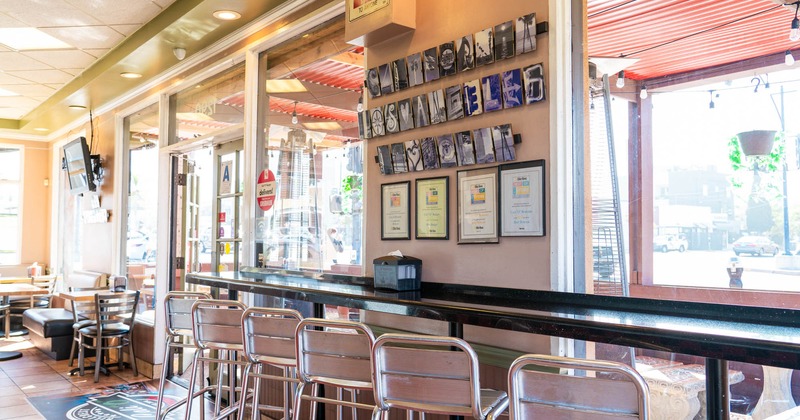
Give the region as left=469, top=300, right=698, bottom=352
left=291, top=101, right=298, bottom=125
left=639, top=84, right=648, bottom=99
left=616, top=70, right=625, bottom=88
left=786, top=50, right=796, bottom=66
left=791, top=2, right=800, bottom=41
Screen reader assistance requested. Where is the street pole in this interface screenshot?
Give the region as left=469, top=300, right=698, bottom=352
left=780, top=86, right=791, bottom=255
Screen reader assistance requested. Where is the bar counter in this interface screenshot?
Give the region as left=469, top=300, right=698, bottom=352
left=187, top=270, right=800, bottom=420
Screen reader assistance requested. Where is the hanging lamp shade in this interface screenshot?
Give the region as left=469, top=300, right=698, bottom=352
left=737, top=130, right=776, bottom=157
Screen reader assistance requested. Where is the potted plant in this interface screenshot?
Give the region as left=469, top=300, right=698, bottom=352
left=735, top=130, right=777, bottom=157
left=728, top=132, right=784, bottom=235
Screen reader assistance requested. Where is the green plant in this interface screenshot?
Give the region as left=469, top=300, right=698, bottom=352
left=340, top=174, right=363, bottom=214
left=728, top=133, right=785, bottom=234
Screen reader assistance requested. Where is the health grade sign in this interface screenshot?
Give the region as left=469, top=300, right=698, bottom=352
left=257, top=169, right=277, bottom=211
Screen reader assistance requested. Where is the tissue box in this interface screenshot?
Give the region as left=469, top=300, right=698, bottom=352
left=373, top=255, right=421, bottom=291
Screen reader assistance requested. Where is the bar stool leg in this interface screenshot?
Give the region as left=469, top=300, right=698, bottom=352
left=309, top=383, right=320, bottom=420
left=156, top=336, right=172, bottom=419
left=183, top=349, right=202, bottom=420
left=292, top=381, right=306, bottom=420
left=284, top=367, right=293, bottom=420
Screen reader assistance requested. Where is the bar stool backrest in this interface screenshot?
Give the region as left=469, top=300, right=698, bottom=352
left=508, top=354, right=650, bottom=420
left=295, top=317, right=375, bottom=389
left=372, top=333, right=483, bottom=418
left=241, top=307, right=303, bottom=366
left=191, top=299, right=246, bottom=351
left=164, top=291, right=211, bottom=336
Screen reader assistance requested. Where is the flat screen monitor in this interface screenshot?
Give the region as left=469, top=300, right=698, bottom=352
left=63, top=137, right=95, bottom=194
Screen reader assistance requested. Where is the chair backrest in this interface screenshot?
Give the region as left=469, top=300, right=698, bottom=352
left=191, top=299, right=246, bottom=351
left=295, top=317, right=375, bottom=390
left=69, top=286, right=108, bottom=322
left=508, top=354, right=650, bottom=420
left=164, top=291, right=212, bottom=336
left=31, top=274, right=57, bottom=292
left=241, top=307, right=303, bottom=366
left=372, top=333, right=483, bottom=418
left=94, top=290, right=140, bottom=330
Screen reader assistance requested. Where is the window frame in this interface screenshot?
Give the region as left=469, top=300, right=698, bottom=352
left=0, top=144, right=23, bottom=266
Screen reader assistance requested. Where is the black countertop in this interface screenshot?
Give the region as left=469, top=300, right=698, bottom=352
left=186, top=270, right=800, bottom=369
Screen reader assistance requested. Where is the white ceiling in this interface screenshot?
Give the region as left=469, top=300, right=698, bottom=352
left=0, top=0, right=177, bottom=120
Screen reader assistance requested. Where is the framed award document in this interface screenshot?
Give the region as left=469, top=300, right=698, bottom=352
left=415, top=176, right=449, bottom=239
left=381, top=181, right=411, bottom=240
left=457, top=167, right=499, bottom=244
left=500, top=160, right=545, bottom=236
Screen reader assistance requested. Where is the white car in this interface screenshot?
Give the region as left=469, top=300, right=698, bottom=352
left=653, top=235, right=688, bottom=253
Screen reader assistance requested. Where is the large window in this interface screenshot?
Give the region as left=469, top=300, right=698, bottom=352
left=0, top=147, right=21, bottom=265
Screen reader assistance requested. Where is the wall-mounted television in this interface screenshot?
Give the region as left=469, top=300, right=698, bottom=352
left=63, top=136, right=96, bottom=194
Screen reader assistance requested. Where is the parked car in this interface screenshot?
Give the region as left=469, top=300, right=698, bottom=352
left=653, top=235, right=687, bottom=253
left=732, top=235, right=779, bottom=257
left=127, top=230, right=154, bottom=261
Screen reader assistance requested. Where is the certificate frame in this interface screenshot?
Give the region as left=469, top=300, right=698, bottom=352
left=415, top=176, right=449, bottom=240
left=499, top=159, right=545, bottom=237
left=457, top=167, right=499, bottom=244
left=381, top=181, right=411, bottom=240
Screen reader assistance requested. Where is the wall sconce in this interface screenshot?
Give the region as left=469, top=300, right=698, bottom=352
left=43, top=178, right=49, bottom=187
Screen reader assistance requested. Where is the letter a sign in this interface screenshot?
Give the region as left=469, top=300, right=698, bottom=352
left=257, top=169, right=276, bottom=211
left=220, top=160, right=232, bottom=194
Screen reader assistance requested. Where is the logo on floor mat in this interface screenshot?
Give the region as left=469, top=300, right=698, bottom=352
left=67, top=392, right=180, bottom=419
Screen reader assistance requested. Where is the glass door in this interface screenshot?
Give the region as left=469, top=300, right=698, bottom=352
left=212, top=139, right=244, bottom=273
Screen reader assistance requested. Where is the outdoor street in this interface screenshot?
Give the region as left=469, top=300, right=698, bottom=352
left=652, top=250, right=800, bottom=292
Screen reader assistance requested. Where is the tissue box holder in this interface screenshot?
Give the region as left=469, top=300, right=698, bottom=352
left=373, top=255, right=421, bottom=291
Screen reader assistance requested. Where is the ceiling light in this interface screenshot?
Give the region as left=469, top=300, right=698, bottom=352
left=68, top=104, right=87, bottom=110
left=303, top=122, right=343, bottom=130
left=266, top=79, right=307, bottom=93
left=120, top=72, right=142, bottom=79
left=173, top=47, right=186, bottom=61
left=786, top=50, right=796, bottom=66
left=616, top=70, right=625, bottom=88
left=213, top=10, right=241, bottom=20
left=639, top=85, right=648, bottom=99
left=791, top=2, right=800, bottom=41
left=0, top=28, right=71, bottom=50
left=291, top=101, right=298, bottom=125
left=0, top=88, right=19, bottom=97
left=33, top=127, right=49, bottom=132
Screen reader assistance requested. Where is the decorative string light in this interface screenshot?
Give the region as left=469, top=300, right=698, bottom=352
left=639, top=84, right=648, bottom=99
left=291, top=101, right=298, bottom=124
left=356, top=88, right=364, bottom=112
left=616, top=70, right=625, bottom=88
left=708, top=90, right=715, bottom=109
left=786, top=50, right=796, bottom=66
left=791, top=2, right=800, bottom=41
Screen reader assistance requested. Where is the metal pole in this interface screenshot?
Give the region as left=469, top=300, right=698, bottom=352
left=781, top=87, right=791, bottom=255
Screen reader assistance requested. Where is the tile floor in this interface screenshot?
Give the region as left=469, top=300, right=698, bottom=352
left=0, top=335, right=159, bottom=420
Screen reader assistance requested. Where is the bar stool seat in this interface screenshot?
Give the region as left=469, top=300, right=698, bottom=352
left=371, top=333, right=508, bottom=420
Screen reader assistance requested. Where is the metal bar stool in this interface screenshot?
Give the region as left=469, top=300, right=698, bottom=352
left=238, top=307, right=303, bottom=420
left=184, top=299, right=248, bottom=420
left=293, top=318, right=377, bottom=420
left=371, top=333, right=509, bottom=420
left=508, top=354, right=650, bottom=419
left=156, top=291, right=212, bottom=420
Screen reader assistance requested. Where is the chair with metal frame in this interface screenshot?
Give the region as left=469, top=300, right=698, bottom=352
left=184, top=299, right=248, bottom=420
left=507, top=353, right=650, bottom=419
left=293, top=318, right=377, bottom=420
left=68, top=286, right=107, bottom=368
left=238, top=306, right=303, bottom=420
left=77, top=290, right=140, bottom=383
left=371, top=333, right=509, bottom=420
left=155, top=291, right=212, bottom=420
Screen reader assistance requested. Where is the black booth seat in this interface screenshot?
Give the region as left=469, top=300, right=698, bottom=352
left=22, top=308, right=75, bottom=360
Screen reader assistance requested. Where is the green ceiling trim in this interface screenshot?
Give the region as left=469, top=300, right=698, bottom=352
left=0, top=118, right=20, bottom=130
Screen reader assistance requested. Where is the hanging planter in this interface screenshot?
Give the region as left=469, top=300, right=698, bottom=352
left=736, top=130, right=777, bottom=157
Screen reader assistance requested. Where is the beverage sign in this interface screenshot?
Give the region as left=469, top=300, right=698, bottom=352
left=257, top=169, right=277, bottom=211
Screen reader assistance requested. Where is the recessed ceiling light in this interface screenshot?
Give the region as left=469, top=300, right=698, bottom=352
left=68, top=104, right=87, bottom=109
left=213, top=10, right=241, bottom=20
left=303, top=122, right=342, bottom=130
left=266, top=79, right=308, bottom=93
left=34, top=127, right=49, bottom=132
left=0, top=28, right=72, bottom=51
left=120, top=72, right=142, bottom=79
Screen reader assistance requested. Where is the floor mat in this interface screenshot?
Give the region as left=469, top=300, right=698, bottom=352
left=27, top=382, right=182, bottom=420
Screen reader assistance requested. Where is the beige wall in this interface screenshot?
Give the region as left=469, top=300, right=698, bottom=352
left=0, top=138, right=50, bottom=269
left=363, top=0, right=551, bottom=290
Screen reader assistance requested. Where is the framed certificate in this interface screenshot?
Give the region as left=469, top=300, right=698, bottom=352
left=457, top=167, right=499, bottom=244
left=415, top=176, right=449, bottom=240
left=381, top=181, right=411, bottom=240
left=500, top=160, right=545, bottom=236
